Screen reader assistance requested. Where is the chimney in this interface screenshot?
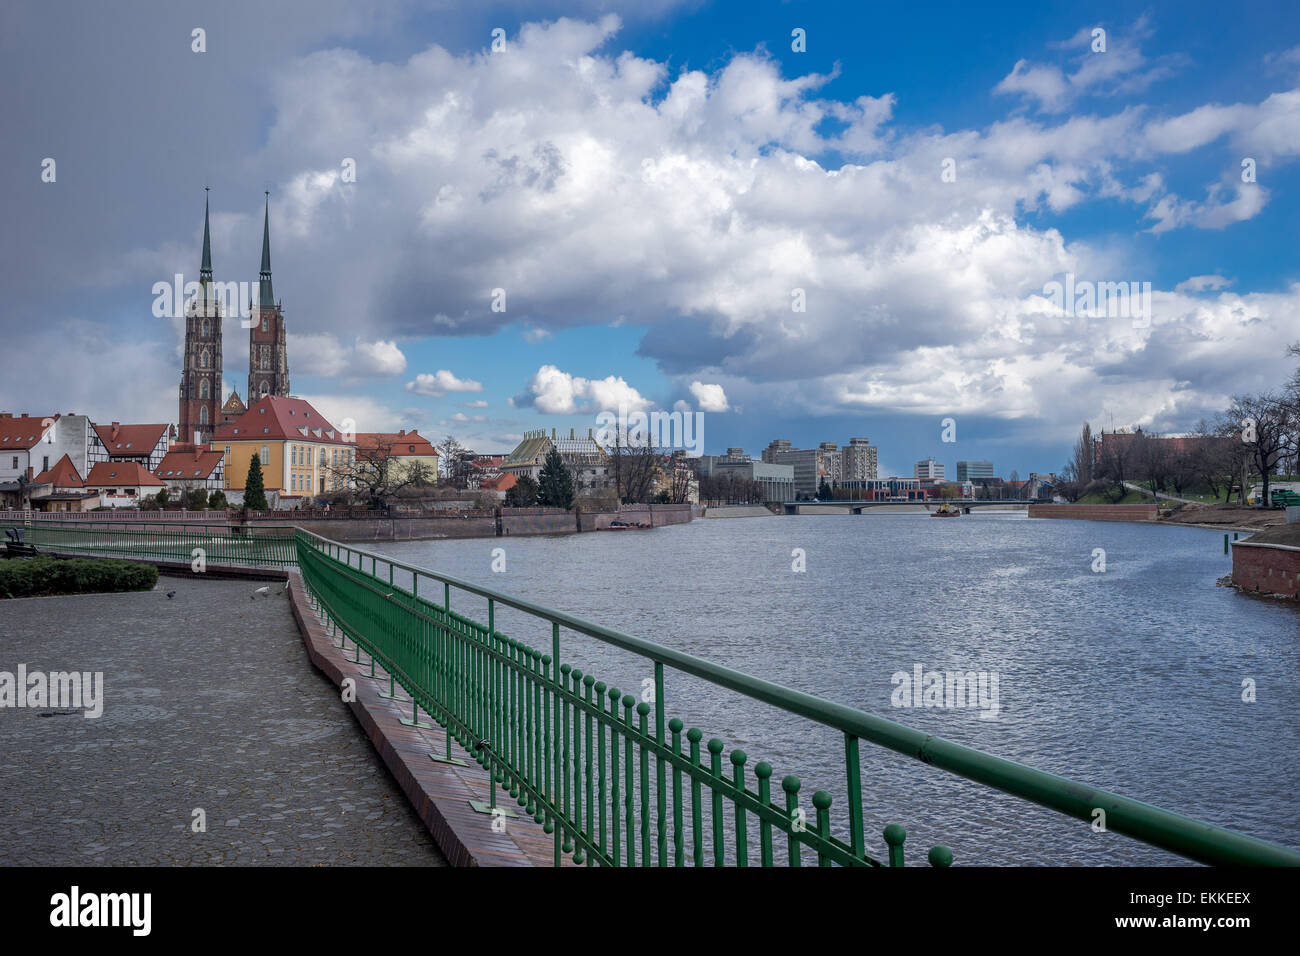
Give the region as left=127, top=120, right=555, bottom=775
left=570, top=428, right=575, bottom=440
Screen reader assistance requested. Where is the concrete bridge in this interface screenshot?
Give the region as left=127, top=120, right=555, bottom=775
left=781, top=500, right=1032, bottom=515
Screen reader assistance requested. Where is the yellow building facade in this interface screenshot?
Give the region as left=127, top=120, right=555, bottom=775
left=213, top=396, right=355, bottom=503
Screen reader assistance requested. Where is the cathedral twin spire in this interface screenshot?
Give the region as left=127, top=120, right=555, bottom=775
left=178, top=189, right=289, bottom=444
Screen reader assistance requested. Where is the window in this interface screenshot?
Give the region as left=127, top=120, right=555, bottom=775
left=260, top=381, right=269, bottom=397
left=307, top=448, right=312, bottom=465
left=200, top=379, right=210, bottom=399
left=261, top=445, right=269, bottom=463
left=10, top=456, right=16, bottom=469
left=200, top=348, right=210, bottom=369
left=42, top=455, right=49, bottom=472
left=200, top=407, right=209, bottom=425
left=261, top=317, right=268, bottom=332
left=291, top=446, right=297, bottom=466
left=201, top=317, right=210, bottom=338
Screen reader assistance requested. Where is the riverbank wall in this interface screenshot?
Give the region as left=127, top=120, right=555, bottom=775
left=1027, top=504, right=1158, bottom=522
left=1231, top=540, right=1300, bottom=600
left=2, top=503, right=696, bottom=543
left=701, top=505, right=775, bottom=518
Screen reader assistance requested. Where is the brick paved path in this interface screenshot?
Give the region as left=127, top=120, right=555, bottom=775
left=0, top=577, right=446, bottom=866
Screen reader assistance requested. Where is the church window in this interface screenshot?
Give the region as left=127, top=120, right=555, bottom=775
left=200, top=406, right=209, bottom=425
left=201, top=317, right=210, bottom=338
left=260, top=381, right=269, bottom=397
left=200, top=348, right=210, bottom=369
left=262, top=317, right=268, bottom=332
left=199, top=379, right=210, bottom=399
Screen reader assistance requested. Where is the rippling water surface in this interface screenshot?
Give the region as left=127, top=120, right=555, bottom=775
left=377, top=513, right=1300, bottom=865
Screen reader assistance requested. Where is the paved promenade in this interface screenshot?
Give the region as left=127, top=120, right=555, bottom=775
left=0, top=577, right=446, bottom=866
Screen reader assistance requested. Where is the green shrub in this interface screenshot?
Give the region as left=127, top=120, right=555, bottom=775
left=0, top=557, right=158, bottom=599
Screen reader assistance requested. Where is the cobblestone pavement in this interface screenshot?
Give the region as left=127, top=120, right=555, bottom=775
left=0, top=577, right=446, bottom=866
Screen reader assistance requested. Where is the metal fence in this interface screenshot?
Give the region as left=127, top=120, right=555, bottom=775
left=18, top=521, right=297, bottom=569
left=292, top=529, right=1300, bottom=867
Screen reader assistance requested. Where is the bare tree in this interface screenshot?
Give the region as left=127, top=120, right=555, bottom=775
left=1095, top=429, right=1136, bottom=501
left=1228, top=392, right=1296, bottom=507
left=606, top=424, right=659, bottom=504
left=437, top=435, right=471, bottom=489
left=327, top=436, right=435, bottom=509
left=1071, top=423, right=1095, bottom=487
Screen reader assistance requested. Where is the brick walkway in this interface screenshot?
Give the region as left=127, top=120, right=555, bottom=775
left=0, top=577, right=446, bottom=866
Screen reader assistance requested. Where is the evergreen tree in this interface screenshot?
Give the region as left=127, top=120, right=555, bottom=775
left=187, top=488, right=209, bottom=510
left=155, top=487, right=169, bottom=508
left=209, top=489, right=229, bottom=510
left=817, top=478, right=832, bottom=500
left=537, top=448, right=575, bottom=509
left=505, top=474, right=539, bottom=507
left=244, top=454, right=269, bottom=511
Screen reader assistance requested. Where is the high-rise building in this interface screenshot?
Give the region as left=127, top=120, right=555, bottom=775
left=841, top=437, right=878, bottom=480
left=761, top=439, right=792, bottom=463
left=914, top=458, right=944, bottom=479
left=178, top=191, right=223, bottom=445
left=956, top=460, right=994, bottom=481
left=248, top=194, right=290, bottom=402
left=818, top=442, right=842, bottom=484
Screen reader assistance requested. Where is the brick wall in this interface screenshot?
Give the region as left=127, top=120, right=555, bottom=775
left=1231, top=541, right=1300, bottom=600
left=1028, top=504, right=1158, bottom=521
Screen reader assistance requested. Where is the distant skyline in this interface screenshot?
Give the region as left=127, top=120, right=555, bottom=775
left=3, top=0, right=1299, bottom=477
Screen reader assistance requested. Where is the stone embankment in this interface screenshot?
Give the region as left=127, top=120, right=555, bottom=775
left=1027, top=504, right=1158, bottom=521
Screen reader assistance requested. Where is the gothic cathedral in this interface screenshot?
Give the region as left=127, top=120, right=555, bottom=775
left=177, top=191, right=290, bottom=444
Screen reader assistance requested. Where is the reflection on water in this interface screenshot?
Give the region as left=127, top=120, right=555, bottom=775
left=377, top=513, right=1300, bottom=865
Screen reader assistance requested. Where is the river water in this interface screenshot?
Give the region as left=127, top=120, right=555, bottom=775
left=376, top=513, right=1300, bottom=865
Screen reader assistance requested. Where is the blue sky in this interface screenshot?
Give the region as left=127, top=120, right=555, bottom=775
left=2, top=0, right=1298, bottom=478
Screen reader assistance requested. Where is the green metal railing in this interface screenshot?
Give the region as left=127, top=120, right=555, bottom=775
left=19, top=520, right=297, bottom=569
left=16, top=518, right=1299, bottom=866
left=292, top=529, right=1300, bottom=868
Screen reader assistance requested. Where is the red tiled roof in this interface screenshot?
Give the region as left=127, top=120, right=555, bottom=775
left=92, top=422, right=169, bottom=456
left=155, top=448, right=224, bottom=481
left=0, top=413, right=58, bottom=450
left=481, top=473, right=517, bottom=492
left=84, top=461, right=164, bottom=487
left=34, top=454, right=83, bottom=487
left=212, top=395, right=352, bottom=445
left=354, top=430, right=438, bottom=456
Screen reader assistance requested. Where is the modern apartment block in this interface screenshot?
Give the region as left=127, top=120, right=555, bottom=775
left=841, top=438, right=878, bottom=481
left=914, top=458, right=945, bottom=479
left=956, top=460, right=994, bottom=481
left=761, top=436, right=878, bottom=497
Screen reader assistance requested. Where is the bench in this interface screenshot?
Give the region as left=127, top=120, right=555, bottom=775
left=3, top=527, right=38, bottom=558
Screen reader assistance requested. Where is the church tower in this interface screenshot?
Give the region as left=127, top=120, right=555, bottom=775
left=248, top=193, right=290, bottom=401
left=178, top=189, right=223, bottom=445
